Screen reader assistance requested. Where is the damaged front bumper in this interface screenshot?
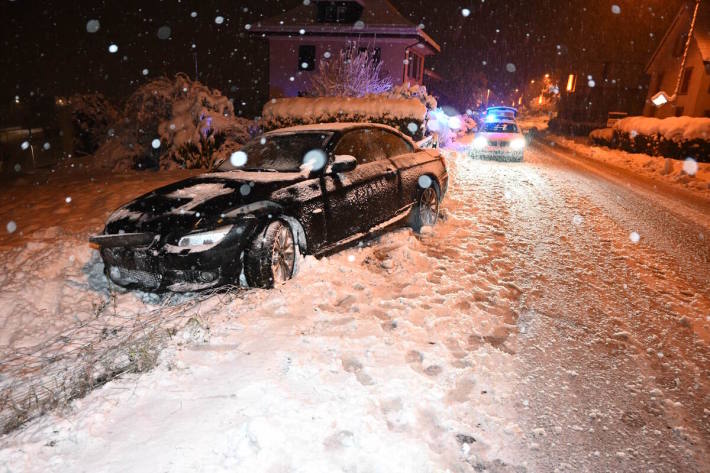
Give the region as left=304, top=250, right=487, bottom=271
left=92, top=232, right=245, bottom=293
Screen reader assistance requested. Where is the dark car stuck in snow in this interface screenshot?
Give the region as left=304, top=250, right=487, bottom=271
left=90, top=123, right=448, bottom=292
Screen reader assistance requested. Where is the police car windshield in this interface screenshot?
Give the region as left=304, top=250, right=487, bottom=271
left=483, top=122, right=519, bottom=133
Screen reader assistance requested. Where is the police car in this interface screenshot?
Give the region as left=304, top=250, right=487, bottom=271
left=471, top=107, right=526, bottom=162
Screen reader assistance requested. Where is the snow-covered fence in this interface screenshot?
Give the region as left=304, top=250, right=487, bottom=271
left=590, top=116, right=710, bottom=162
left=261, top=96, right=428, bottom=140
left=0, top=282, right=239, bottom=434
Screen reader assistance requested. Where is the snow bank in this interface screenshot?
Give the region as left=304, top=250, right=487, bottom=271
left=262, top=96, right=428, bottom=140
left=553, top=136, right=710, bottom=199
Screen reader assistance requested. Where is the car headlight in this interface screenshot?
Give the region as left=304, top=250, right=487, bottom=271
left=178, top=225, right=233, bottom=247
left=473, top=136, right=488, bottom=150
left=510, top=138, right=526, bottom=150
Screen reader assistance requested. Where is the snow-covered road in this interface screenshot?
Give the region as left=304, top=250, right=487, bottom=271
left=1, top=143, right=708, bottom=472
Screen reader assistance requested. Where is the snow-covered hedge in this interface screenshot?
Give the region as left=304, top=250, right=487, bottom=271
left=590, top=117, right=710, bottom=162
left=94, top=74, right=252, bottom=170
left=261, top=96, right=428, bottom=140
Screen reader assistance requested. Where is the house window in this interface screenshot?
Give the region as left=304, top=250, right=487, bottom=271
left=316, top=1, right=363, bottom=24
left=705, top=110, right=710, bottom=118
left=673, top=33, right=688, bottom=57
left=407, top=52, right=422, bottom=81
left=679, top=67, right=693, bottom=95
left=298, top=45, right=316, bottom=71
left=674, top=106, right=684, bottom=117
left=357, top=46, right=381, bottom=63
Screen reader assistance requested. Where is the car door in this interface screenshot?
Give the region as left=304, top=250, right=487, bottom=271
left=379, top=130, right=435, bottom=212
left=323, top=128, right=400, bottom=244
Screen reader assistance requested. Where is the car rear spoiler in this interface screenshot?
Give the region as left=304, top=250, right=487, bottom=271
left=89, top=232, right=157, bottom=248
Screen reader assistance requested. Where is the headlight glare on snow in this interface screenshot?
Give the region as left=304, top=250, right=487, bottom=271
left=510, top=138, right=526, bottom=150
left=473, top=136, right=488, bottom=150
left=178, top=225, right=233, bottom=247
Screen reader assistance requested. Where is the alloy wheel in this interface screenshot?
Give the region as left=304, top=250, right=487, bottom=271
left=271, top=225, right=295, bottom=284
left=419, top=187, right=439, bottom=226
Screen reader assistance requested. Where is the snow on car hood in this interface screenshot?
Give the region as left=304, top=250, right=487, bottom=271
left=105, top=171, right=308, bottom=235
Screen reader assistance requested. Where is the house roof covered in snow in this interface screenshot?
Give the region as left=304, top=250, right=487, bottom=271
left=250, top=0, right=440, bottom=54
left=646, top=0, right=710, bottom=72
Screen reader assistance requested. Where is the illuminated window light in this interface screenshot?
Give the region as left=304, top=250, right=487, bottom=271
left=566, top=74, right=576, bottom=92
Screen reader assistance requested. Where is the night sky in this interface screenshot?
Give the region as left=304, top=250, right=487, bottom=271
left=1, top=0, right=683, bottom=124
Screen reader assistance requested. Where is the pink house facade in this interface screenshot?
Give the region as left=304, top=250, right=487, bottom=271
left=251, top=0, right=440, bottom=98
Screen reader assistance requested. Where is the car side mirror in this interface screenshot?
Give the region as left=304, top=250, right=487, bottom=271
left=329, top=155, right=357, bottom=174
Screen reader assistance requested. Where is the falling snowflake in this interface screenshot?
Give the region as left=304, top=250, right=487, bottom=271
left=86, top=19, right=100, bottom=33
left=461, top=8, right=471, bottom=17
left=6, top=221, right=17, bottom=234
left=299, top=29, right=306, bottom=35
left=20, top=141, right=29, bottom=150
left=418, top=175, right=432, bottom=189
left=629, top=231, right=640, bottom=244
left=348, top=255, right=356, bottom=262
left=151, top=139, right=161, bottom=149
left=190, top=11, right=197, bottom=18
left=682, top=157, right=698, bottom=176
left=245, top=24, right=252, bottom=30
left=142, top=68, right=149, bottom=76
left=353, top=21, right=365, bottom=29
left=215, top=16, right=224, bottom=25
left=43, top=142, right=51, bottom=150
left=506, top=63, right=516, bottom=73
left=407, top=122, right=419, bottom=134
left=239, top=184, right=251, bottom=196
left=13, top=164, right=21, bottom=172
left=230, top=150, right=248, bottom=167
left=65, top=196, right=72, bottom=204
left=611, top=5, right=621, bottom=14
left=108, top=44, right=118, bottom=53
left=302, top=149, right=327, bottom=172
left=588, top=80, right=596, bottom=88
left=573, top=214, right=584, bottom=225
left=157, top=26, right=171, bottom=40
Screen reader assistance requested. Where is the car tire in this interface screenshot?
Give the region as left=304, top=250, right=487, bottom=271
left=410, top=180, right=440, bottom=232
left=245, top=220, right=297, bottom=288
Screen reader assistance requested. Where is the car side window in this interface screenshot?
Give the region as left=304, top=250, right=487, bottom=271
left=377, top=130, right=414, bottom=158
left=334, top=129, right=386, bottom=164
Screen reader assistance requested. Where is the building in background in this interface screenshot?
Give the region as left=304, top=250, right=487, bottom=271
left=643, top=1, right=710, bottom=118
left=251, top=0, right=440, bottom=98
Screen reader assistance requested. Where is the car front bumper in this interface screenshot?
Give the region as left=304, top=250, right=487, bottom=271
left=100, top=243, right=241, bottom=293
left=470, top=148, right=523, bottom=161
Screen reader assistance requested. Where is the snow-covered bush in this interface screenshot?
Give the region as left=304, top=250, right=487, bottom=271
left=68, top=93, right=118, bottom=155
left=309, top=43, right=392, bottom=97
left=96, top=74, right=251, bottom=169
left=262, top=96, right=428, bottom=140
left=589, top=128, right=615, bottom=147
left=590, top=117, right=710, bottom=162
left=387, top=83, right=438, bottom=111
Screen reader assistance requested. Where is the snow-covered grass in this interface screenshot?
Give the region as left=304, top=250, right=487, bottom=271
left=549, top=136, right=710, bottom=200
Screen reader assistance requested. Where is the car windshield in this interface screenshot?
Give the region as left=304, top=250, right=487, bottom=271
left=217, top=132, right=333, bottom=172
left=483, top=122, right=519, bottom=133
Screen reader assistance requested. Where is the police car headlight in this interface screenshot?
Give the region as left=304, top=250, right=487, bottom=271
left=510, top=138, right=526, bottom=151
left=473, top=136, right=488, bottom=150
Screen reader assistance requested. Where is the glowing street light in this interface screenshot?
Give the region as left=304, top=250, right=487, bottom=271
left=566, top=74, right=576, bottom=93
left=651, top=91, right=674, bottom=107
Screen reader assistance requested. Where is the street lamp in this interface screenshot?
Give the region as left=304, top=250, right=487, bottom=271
left=653, top=0, right=700, bottom=108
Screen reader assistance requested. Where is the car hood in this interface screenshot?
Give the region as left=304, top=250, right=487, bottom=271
left=104, top=170, right=307, bottom=238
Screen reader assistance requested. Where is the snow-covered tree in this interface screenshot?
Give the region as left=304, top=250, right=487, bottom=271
left=309, top=43, right=392, bottom=97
